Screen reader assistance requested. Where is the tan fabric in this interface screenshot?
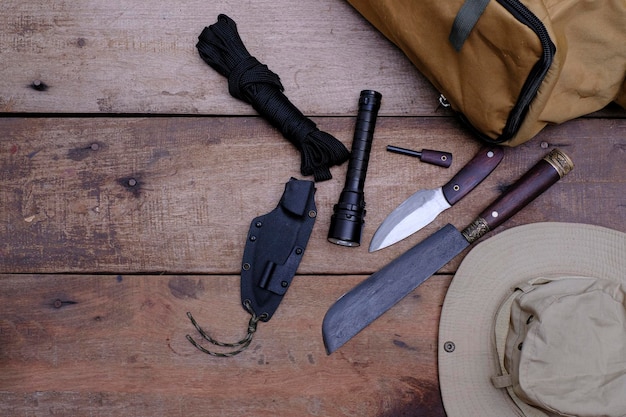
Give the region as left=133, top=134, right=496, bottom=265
left=438, top=223, right=626, bottom=417
left=500, top=277, right=626, bottom=417
left=493, top=289, right=550, bottom=417
left=346, top=0, right=626, bottom=145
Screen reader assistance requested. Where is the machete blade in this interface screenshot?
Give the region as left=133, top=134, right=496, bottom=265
left=323, top=224, right=469, bottom=354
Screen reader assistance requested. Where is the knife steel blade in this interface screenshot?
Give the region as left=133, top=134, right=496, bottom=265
left=369, top=146, right=504, bottom=252
left=323, top=149, right=573, bottom=354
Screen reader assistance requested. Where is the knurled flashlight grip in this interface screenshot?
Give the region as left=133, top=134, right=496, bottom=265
left=328, top=90, right=382, bottom=247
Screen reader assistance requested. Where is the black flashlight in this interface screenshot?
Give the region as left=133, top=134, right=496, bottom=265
left=328, top=90, right=382, bottom=247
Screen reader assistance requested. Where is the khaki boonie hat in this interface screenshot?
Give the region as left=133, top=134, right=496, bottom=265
left=439, top=223, right=626, bottom=417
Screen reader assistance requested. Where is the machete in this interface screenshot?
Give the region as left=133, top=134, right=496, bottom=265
left=369, top=146, right=504, bottom=251
left=323, top=148, right=573, bottom=354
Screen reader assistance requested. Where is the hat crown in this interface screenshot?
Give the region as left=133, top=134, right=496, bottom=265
left=502, top=276, right=626, bottom=417
left=439, top=223, right=626, bottom=417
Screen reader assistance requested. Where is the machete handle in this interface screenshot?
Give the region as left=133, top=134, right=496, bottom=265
left=462, top=148, right=573, bottom=243
left=441, top=146, right=504, bottom=205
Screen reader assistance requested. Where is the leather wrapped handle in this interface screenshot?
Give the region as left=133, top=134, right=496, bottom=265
left=441, top=146, right=504, bottom=205
left=462, top=149, right=574, bottom=243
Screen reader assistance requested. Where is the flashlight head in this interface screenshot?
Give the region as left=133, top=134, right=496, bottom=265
left=327, top=191, right=365, bottom=247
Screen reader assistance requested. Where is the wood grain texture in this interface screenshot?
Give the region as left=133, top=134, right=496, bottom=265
left=1, top=1, right=625, bottom=416
left=0, top=0, right=440, bottom=116
left=1, top=117, right=624, bottom=274
left=0, top=273, right=449, bottom=417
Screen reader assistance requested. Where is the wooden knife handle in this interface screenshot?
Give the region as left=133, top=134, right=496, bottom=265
left=462, top=149, right=574, bottom=243
left=441, top=146, right=504, bottom=205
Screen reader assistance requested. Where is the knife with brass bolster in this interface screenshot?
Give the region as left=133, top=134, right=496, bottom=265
left=369, top=146, right=504, bottom=252
left=323, top=149, right=573, bottom=354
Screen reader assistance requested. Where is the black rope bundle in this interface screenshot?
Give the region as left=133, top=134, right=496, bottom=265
left=196, top=14, right=350, bottom=182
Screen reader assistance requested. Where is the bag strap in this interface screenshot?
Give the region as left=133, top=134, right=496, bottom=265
left=449, top=0, right=491, bottom=51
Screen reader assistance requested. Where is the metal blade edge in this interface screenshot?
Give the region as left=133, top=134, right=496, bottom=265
left=369, top=188, right=451, bottom=252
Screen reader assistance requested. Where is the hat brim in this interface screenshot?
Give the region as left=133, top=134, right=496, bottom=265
left=438, top=222, right=626, bottom=417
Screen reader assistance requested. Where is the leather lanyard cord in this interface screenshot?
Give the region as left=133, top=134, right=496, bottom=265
left=186, top=300, right=268, bottom=357
left=196, top=14, right=350, bottom=182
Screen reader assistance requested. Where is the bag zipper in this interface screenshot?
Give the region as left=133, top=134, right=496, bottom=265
left=461, top=0, right=555, bottom=144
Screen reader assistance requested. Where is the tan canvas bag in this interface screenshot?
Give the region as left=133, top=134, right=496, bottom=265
left=346, top=0, right=626, bottom=146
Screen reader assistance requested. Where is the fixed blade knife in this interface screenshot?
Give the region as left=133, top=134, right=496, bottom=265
left=369, top=146, right=504, bottom=251
left=323, top=149, right=573, bottom=354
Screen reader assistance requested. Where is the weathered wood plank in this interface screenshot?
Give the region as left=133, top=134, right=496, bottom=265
left=0, top=273, right=450, bottom=417
left=0, top=0, right=440, bottom=116
left=1, top=117, right=624, bottom=274
left=2, top=2, right=624, bottom=417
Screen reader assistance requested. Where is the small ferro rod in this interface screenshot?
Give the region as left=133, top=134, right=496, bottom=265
left=387, top=145, right=422, bottom=158
left=386, top=145, right=453, bottom=168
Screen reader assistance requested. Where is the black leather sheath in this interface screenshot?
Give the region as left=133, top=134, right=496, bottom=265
left=240, top=178, right=317, bottom=321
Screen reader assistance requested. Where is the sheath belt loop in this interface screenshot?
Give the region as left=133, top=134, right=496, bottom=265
left=186, top=178, right=317, bottom=357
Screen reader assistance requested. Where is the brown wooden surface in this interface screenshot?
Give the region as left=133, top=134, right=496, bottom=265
left=1, top=1, right=625, bottom=416
left=0, top=0, right=436, bottom=116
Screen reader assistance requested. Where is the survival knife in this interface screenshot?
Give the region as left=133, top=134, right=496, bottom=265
left=369, top=146, right=504, bottom=252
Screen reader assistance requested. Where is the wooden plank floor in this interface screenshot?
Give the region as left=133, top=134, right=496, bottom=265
left=1, top=1, right=624, bottom=416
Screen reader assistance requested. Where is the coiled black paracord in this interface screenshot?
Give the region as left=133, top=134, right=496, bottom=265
left=196, top=14, right=350, bottom=182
